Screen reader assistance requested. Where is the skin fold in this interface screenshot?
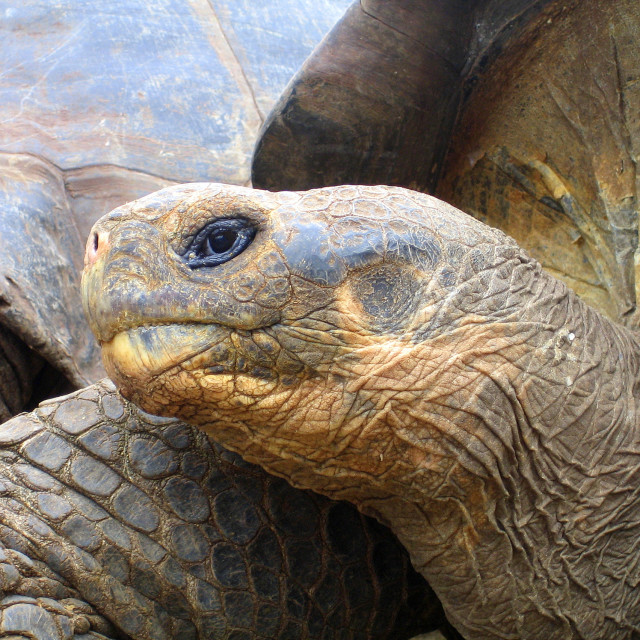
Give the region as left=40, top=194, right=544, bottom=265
left=83, top=183, right=640, bottom=640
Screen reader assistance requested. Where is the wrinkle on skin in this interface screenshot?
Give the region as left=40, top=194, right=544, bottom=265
left=84, top=182, right=640, bottom=640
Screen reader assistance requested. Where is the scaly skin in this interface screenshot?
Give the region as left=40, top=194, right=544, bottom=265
left=83, top=183, right=640, bottom=639
left=0, top=378, right=440, bottom=639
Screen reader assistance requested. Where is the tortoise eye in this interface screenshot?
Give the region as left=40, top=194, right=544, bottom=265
left=185, top=218, right=255, bottom=268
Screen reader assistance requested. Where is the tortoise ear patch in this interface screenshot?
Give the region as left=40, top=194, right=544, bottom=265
left=347, top=265, right=421, bottom=334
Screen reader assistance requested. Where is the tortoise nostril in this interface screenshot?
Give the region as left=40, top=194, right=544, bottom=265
left=85, top=230, right=110, bottom=268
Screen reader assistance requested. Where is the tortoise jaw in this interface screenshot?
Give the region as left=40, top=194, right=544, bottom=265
left=101, top=323, right=230, bottom=398
left=101, top=321, right=293, bottom=424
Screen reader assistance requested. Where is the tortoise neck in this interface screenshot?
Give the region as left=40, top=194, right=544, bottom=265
left=366, top=273, right=640, bottom=639
left=196, top=263, right=640, bottom=639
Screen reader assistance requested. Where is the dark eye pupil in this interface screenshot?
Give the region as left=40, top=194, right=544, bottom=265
left=208, top=230, right=236, bottom=254
left=185, top=218, right=255, bottom=269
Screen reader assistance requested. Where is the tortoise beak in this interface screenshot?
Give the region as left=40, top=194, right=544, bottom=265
left=81, top=247, right=107, bottom=343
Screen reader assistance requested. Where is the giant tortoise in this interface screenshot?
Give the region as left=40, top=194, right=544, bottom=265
left=81, top=0, right=640, bottom=638
left=82, top=178, right=640, bottom=640
left=0, top=2, right=450, bottom=638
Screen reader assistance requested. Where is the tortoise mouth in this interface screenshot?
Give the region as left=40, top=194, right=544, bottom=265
left=102, top=322, right=231, bottom=381
left=100, top=321, right=289, bottom=393
left=101, top=322, right=294, bottom=424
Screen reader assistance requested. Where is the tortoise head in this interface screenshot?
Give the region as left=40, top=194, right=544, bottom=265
left=82, top=182, right=530, bottom=489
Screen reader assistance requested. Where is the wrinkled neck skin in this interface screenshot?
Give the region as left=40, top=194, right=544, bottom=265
left=187, top=266, right=640, bottom=640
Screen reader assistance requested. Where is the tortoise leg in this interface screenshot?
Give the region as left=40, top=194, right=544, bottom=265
left=0, top=537, right=121, bottom=640
left=0, top=596, right=121, bottom=640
